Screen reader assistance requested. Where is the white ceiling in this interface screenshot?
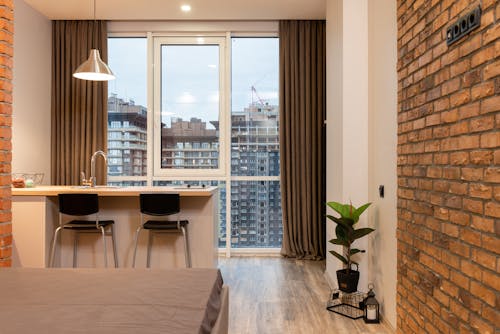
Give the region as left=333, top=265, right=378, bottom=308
left=23, top=0, right=326, bottom=20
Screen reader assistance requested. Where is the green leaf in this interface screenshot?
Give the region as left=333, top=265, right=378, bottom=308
left=335, top=225, right=352, bottom=246
left=327, top=201, right=351, bottom=218
left=350, top=248, right=364, bottom=255
left=352, top=202, right=371, bottom=222
left=326, top=215, right=343, bottom=225
left=329, top=238, right=349, bottom=247
left=329, top=250, right=348, bottom=264
left=351, top=227, right=375, bottom=240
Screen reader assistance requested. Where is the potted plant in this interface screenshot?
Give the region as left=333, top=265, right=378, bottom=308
left=327, top=201, right=374, bottom=293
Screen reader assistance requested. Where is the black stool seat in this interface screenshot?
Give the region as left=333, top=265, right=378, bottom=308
left=63, top=220, right=115, bottom=230
left=133, top=193, right=191, bottom=268
left=143, top=220, right=189, bottom=230
left=49, top=194, right=118, bottom=268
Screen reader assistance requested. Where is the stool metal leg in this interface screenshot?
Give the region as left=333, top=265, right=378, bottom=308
left=110, top=225, right=119, bottom=268
left=49, top=226, right=63, bottom=267
left=132, top=226, right=143, bottom=268
left=146, top=231, right=153, bottom=268
left=73, top=232, right=79, bottom=268
left=181, top=226, right=192, bottom=268
left=100, top=225, right=108, bottom=268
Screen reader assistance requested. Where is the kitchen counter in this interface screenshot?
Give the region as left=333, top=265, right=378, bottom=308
left=12, top=186, right=219, bottom=269
left=12, top=185, right=217, bottom=197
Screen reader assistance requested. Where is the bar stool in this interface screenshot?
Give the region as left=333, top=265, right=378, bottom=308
left=132, top=193, right=191, bottom=268
left=49, top=193, right=118, bottom=268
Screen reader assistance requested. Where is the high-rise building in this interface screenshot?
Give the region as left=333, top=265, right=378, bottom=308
left=161, top=117, right=219, bottom=169
left=107, top=95, right=282, bottom=248
left=229, top=103, right=282, bottom=248
left=107, top=94, right=147, bottom=179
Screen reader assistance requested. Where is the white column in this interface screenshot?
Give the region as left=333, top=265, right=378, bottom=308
left=326, top=0, right=370, bottom=288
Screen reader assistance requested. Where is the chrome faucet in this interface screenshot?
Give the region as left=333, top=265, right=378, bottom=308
left=90, top=150, right=107, bottom=187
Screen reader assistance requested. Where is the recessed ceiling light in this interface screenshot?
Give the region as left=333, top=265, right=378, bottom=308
left=181, top=4, right=191, bottom=12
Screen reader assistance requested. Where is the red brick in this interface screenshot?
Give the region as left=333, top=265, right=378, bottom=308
left=483, top=23, right=500, bottom=45
left=449, top=90, right=470, bottom=108
left=461, top=168, right=483, bottom=181
left=482, top=270, right=500, bottom=291
left=470, top=150, right=493, bottom=165
left=482, top=234, right=500, bottom=254
left=471, top=216, right=494, bottom=233
left=0, top=222, right=11, bottom=235
left=471, top=81, right=495, bottom=100
left=0, top=245, right=11, bottom=259
left=449, top=210, right=469, bottom=226
left=471, top=248, right=496, bottom=271
left=470, top=314, right=495, bottom=334
left=483, top=59, right=500, bottom=80
left=458, top=102, right=480, bottom=119
left=481, top=305, right=500, bottom=327
left=484, top=167, right=500, bottom=183
left=0, top=259, right=11, bottom=267
left=470, top=281, right=496, bottom=307
left=449, top=121, right=469, bottom=136
left=450, top=59, right=470, bottom=78
left=485, top=201, right=500, bottom=218
left=471, top=44, right=496, bottom=68
left=469, top=183, right=492, bottom=199
left=463, top=198, right=483, bottom=214
left=480, top=132, right=499, bottom=148
left=450, top=270, right=469, bottom=290
left=0, top=234, right=11, bottom=247
left=481, top=95, right=500, bottom=114
left=460, top=260, right=481, bottom=281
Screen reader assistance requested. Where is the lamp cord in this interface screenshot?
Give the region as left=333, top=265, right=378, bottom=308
left=92, top=0, right=97, bottom=49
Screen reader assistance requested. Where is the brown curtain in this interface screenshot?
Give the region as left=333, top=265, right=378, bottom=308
left=51, top=21, right=108, bottom=185
left=279, top=20, right=326, bottom=259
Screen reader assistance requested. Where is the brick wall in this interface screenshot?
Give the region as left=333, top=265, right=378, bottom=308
left=0, top=0, right=12, bottom=268
left=397, top=0, right=498, bottom=333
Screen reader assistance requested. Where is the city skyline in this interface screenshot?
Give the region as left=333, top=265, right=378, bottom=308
left=107, top=93, right=282, bottom=248
left=107, top=36, right=282, bottom=248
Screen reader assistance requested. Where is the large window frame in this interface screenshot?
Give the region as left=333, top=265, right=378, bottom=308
left=107, top=27, right=281, bottom=256
left=153, top=36, right=228, bottom=178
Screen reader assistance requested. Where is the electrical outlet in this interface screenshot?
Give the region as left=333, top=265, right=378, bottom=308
left=446, top=6, right=481, bottom=46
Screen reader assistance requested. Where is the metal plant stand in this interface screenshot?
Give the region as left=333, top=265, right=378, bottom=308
left=326, top=289, right=366, bottom=320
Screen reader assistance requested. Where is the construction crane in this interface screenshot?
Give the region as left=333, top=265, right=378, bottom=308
left=251, top=85, right=266, bottom=106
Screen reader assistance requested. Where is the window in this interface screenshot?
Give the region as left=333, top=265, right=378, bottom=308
left=107, top=34, right=281, bottom=252
left=153, top=37, right=226, bottom=177
left=107, top=38, right=147, bottom=178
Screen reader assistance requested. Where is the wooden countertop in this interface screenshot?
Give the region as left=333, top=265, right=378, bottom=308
left=12, top=185, right=217, bottom=197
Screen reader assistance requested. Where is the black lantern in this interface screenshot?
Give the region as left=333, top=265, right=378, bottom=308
left=363, top=284, right=380, bottom=323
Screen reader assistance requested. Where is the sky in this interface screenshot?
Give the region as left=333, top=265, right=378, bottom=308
left=108, top=37, right=279, bottom=127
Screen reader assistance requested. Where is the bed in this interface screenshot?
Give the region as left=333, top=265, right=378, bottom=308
left=0, top=268, right=228, bottom=334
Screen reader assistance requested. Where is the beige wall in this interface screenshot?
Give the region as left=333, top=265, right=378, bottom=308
left=326, top=0, right=397, bottom=328
left=12, top=0, right=51, bottom=184
left=368, top=0, right=397, bottom=328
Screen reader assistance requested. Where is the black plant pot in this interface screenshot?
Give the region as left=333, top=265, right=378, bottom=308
left=336, top=269, right=360, bottom=293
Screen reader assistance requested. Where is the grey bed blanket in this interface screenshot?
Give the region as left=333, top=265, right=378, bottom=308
left=0, top=268, right=223, bottom=334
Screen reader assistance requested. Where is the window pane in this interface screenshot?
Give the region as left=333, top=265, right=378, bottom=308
left=107, top=38, right=148, bottom=177
left=231, top=38, right=279, bottom=177
left=160, top=45, right=220, bottom=170
left=230, top=37, right=282, bottom=249
left=230, top=181, right=282, bottom=248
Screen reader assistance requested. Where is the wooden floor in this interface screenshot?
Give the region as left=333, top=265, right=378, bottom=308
left=218, top=257, right=394, bottom=334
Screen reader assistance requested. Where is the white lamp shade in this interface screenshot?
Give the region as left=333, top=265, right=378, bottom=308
left=73, top=49, right=115, bottom=81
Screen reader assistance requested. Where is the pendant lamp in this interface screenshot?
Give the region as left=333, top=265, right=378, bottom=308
left=73, top=0, right=115, bottom=81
